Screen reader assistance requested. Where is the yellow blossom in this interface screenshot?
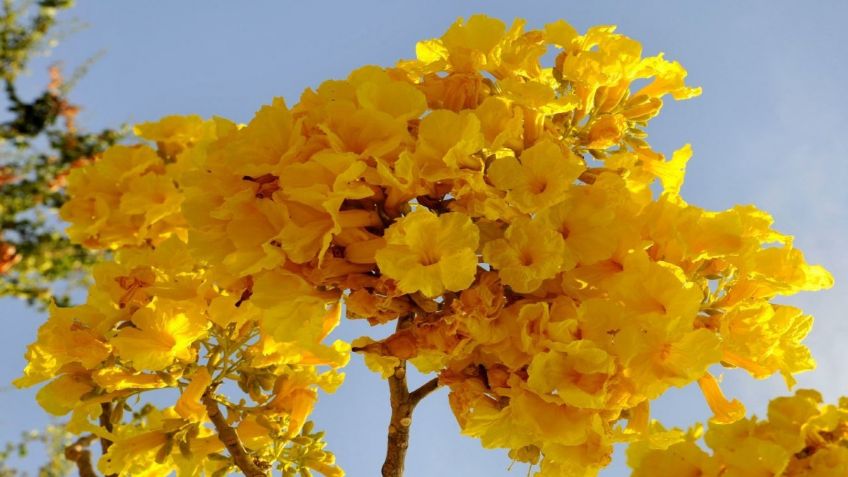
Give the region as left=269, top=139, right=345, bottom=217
left=111, top=302, right=208, bottom=371
left=483, top=216, right=564, bottom=293
left=175, top=367, right=213, bottom=422
left=698, top=373, right=746, bottom=424
left=376, top=209, right=479, bottom=297
left=60, top=145, right=183, bottom=249
left=35, top=373, right=94, bottom=416
left=487, top=139, right=584, bottom=212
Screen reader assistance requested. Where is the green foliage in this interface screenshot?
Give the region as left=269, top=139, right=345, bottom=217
left=0, top=0, right=122, bottom=307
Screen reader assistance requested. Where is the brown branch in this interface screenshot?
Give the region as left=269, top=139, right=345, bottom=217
left=202, top=390, right=269, bottom=477
left=99, top=402, right=117, bottom=477
left=98, top=402, right=114, bottom=453
left=381, top=314, right=440, bottom=477
left=382, top=361, right=411, bottom=477
left=409, top=377, right=441, bottom=407
left=64, top=435, right=98, bottom=477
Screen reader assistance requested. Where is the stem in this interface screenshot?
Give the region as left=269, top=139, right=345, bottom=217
left=409, top=377, right=440, bottom=407
left=64, top=435, right=97, bottom=477
left=202, top=390, right=269, bottom=477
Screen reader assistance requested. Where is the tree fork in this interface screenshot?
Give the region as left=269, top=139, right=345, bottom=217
left=381, top=359, right=441, bottom=477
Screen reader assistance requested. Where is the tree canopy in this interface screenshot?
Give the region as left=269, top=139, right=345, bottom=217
left=8, top=11, right=840, bottom=477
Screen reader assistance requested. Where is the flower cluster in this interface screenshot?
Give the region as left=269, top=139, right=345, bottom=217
left=17, top=122, right=345, bottom=477
left=629, top=390, right=848, bottom=476
left=17, top=14, right=832, bottom=477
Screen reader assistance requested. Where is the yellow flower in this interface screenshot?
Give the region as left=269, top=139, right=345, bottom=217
left=133, top=114, right=214, bottom=158
left=483, top=217, right=564, bottom=293
left=396, top=109, right=484, bottom=187
left=440, top=15, right=507, bottom=72
left=317, top=101, right=409, bottom=159
left=635, top=55, right=702, bottom=100
left=99, top=429, right=171, bottom=477
left=251, top=268, right=343, bottom=345
left=265, top=373, right=321, bottom=436
left=376, top=209, right=479, bottom=297
left=537, top=176, right=625, bottom=269
left=498, top=75, right=578, bottom=116
left=526, top=340, right=615, bottom=408
left=630, top=390, right=848, bottom=477
left=227, top=97, right=304, bottom=173
left=698, top=373, right=746, bottom=424
left=118, top=172, right=183, bottom=230
left=348, top=66, right=427, bottom=121
left=544, top=20, right=578, bottom=48
left=508, top=382, right=601, bottom=447
left=351, top=336, right=401, bottom=378
left=89, top=237, right=203, bottom=309
left=488, top=139, right=584, bottom=212
left=36, top=373, right=94, bottom=416
left=583, top=113, right=627, bottom=150
left=606, top=251, right=702, bottom=323
left=60, top=145, right=184, bottom=249
left=629, top=438, right=714, bottom=477
left=641, top=144, right=692, bottom=196
left=180, top=98, right=296, bottom=277
left=112, top=302, right=208, bottom=371
left=744, top=245, right=834, bottom=294
left=252, top=336, right=350, bottom=370
left=473, top=96, right=523, bottom=150
left=207, top=294, right=261, bottom=328
left=276, top=150, right=374, bottom=264
left=14, top=304, right=112, bottom=387
left=720, top=303, right=814, bottom=387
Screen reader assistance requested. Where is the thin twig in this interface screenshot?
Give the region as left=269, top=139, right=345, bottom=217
left=409, top=377, right=441, bottom=406
left=98, top=402, right=117, bottom=477
left=64, top=435, right=98, bottom=477
left=202, top=390, right=269, bottom=477
left=98, top=402, right=113, bottom=453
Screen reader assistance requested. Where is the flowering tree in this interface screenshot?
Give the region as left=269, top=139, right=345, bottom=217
left=14, top=14, right=836, bottom=477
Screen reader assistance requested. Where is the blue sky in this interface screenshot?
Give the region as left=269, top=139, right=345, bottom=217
left=2, top=1, right=847, bottom=476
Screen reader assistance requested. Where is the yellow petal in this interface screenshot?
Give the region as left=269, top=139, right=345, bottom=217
left=176, top=367, right=213, bottom=421
left=697, top=373, right=746, bottom=424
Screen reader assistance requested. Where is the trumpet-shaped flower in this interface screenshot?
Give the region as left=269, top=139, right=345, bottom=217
left=376, top=209, right=479, bottom=297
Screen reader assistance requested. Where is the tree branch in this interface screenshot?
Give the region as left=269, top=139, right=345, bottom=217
left=64, top=435, right=98, bottom=477
left=382, top=361, right=411, bottom=477
left=98, top=402, right=113, bottom=453
left=98, top=402, right=117, bottom=477
left=202, top=390, right=269, bottom=477
left=409, top=377, right=441, bottom=407
left=381, top=314, right=441, bottom=477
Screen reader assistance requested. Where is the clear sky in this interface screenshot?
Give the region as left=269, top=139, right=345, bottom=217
left=2, top=1, right=847, bottom=476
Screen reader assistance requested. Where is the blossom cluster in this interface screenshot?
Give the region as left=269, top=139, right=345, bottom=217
left=16, top=14, right=832, bottom=476
left=629, top=390, right=848, bottom=476
left=17, top=121, right=346, bottom=477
